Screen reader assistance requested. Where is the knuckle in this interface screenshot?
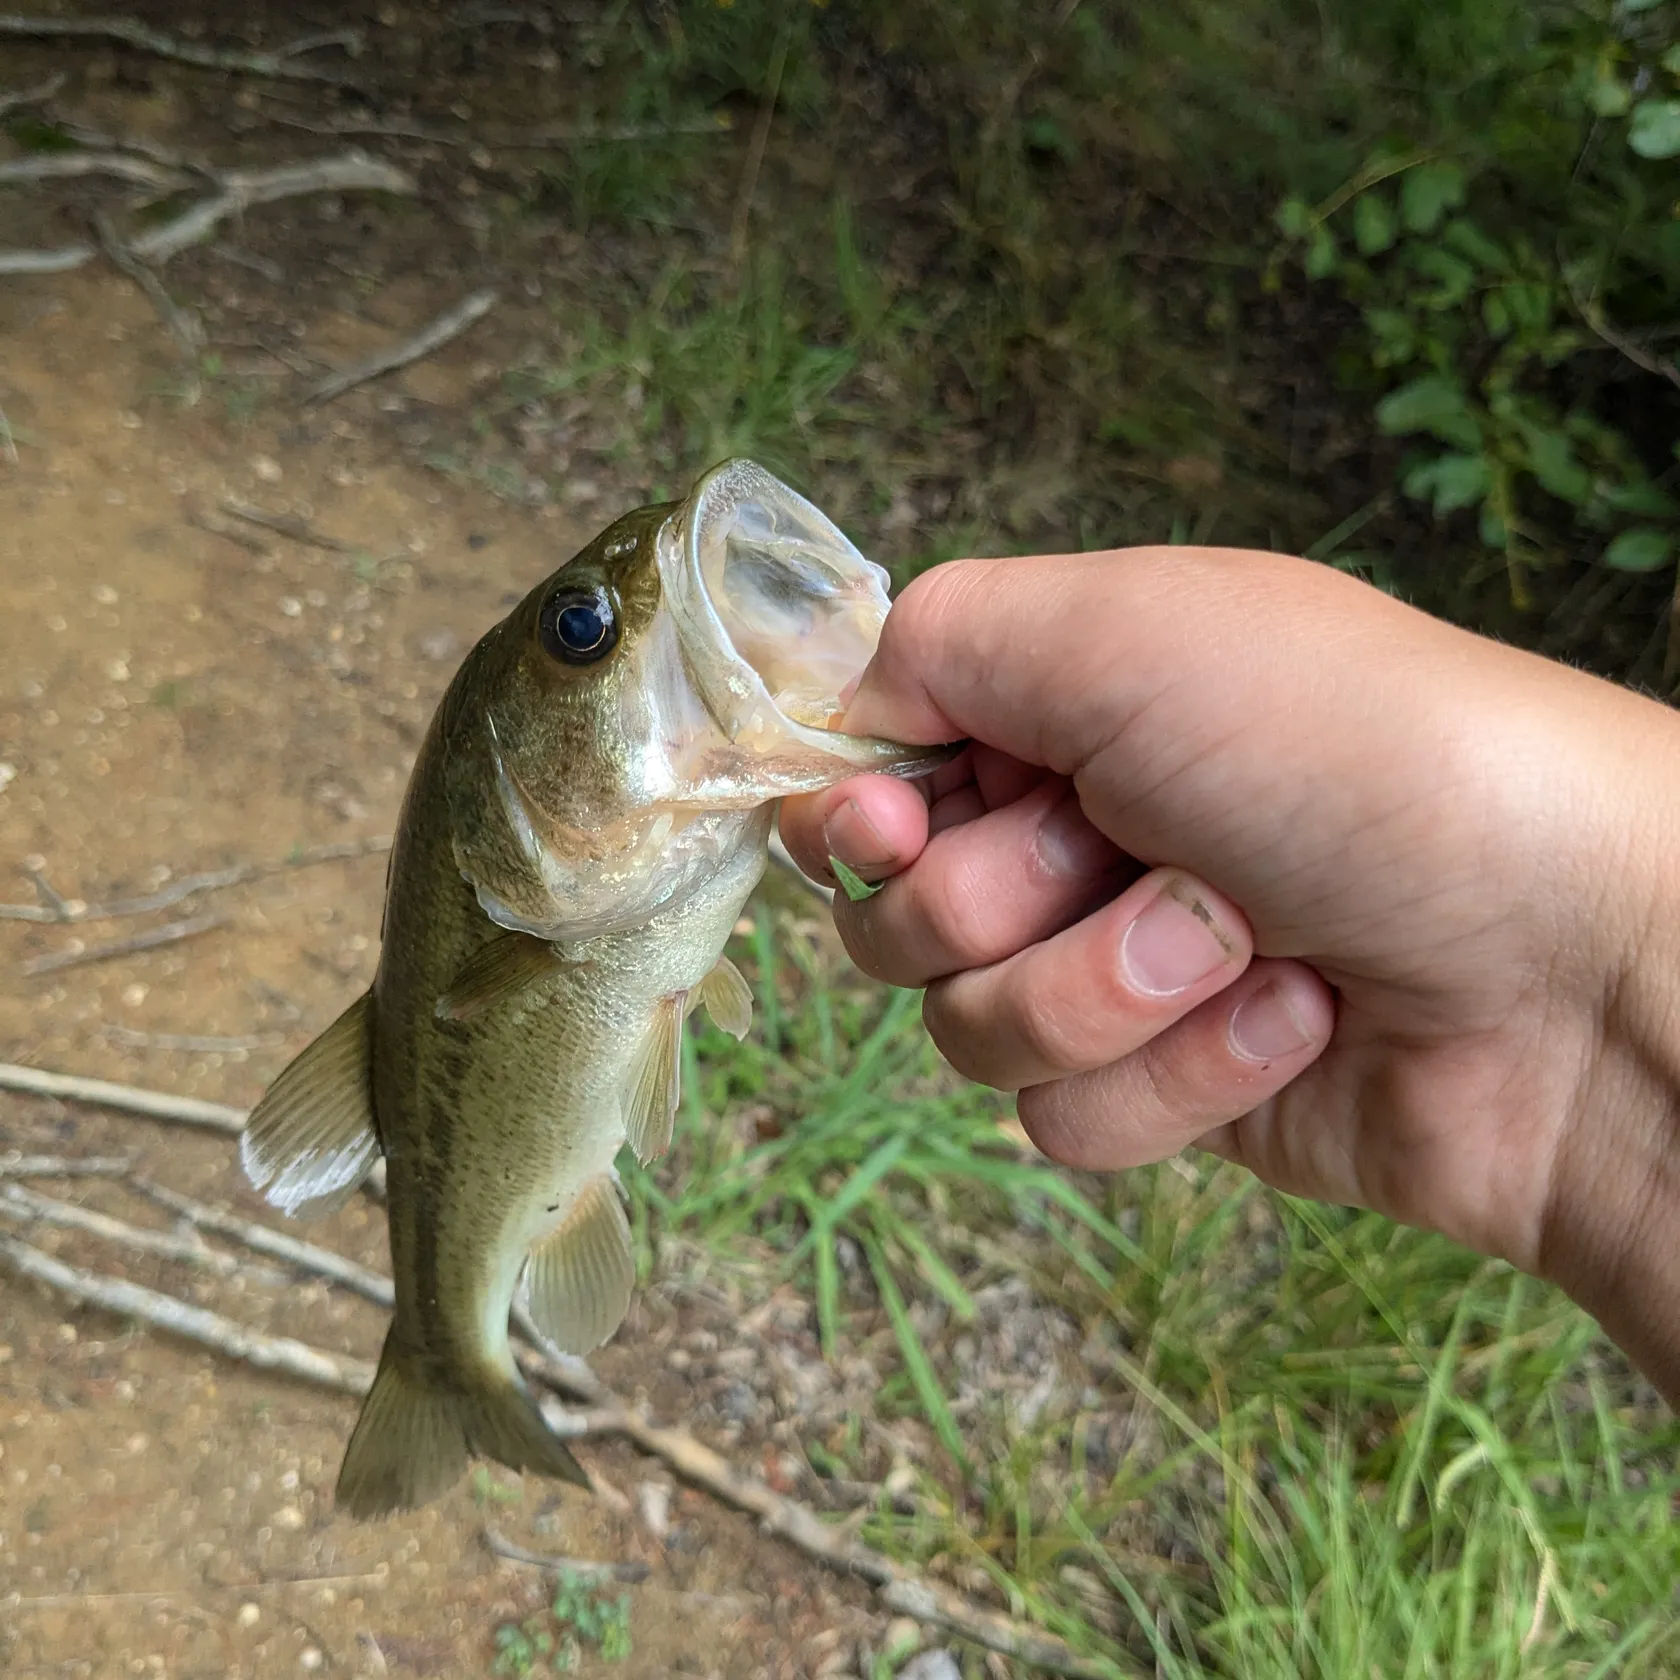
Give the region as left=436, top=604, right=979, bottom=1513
left=1011, top=982, right=1088, bottom=1075
left=908, top=854, right=995, bottom=970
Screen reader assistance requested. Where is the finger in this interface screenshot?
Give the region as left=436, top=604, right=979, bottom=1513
left=1015, top=959, right=1336, bottom=1170
left=834, top=781, right=1126, bottom=987
left=921, top=870, right=1252, bottom=1090
left=778, top=774, right=935, bottom=885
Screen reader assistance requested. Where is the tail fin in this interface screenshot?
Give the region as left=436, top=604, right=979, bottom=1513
left=336, top=1333, right=590, bottom=1518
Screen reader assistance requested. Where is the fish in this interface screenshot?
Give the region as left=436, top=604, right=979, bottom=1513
left=239, top=459, right=947, bottom=1518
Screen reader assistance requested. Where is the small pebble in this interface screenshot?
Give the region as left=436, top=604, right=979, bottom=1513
left=898, top=1652, right=962, bottom=1680
left=272, top=1504, right=305, bottom=1530
left=236, top=1603, right=260, bottom=1628
left=636, top=1480, right=671, bottom=1540
left=299, top=1646, right=323, bottom=1671
left=251, top=455, right=283, bottom=483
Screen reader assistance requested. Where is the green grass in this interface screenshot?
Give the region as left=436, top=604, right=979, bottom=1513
left=618, top=901, right=1680, bottom=1676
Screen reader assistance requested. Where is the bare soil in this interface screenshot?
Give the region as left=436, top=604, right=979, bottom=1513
left=0, top=51, right=897, bottom=1677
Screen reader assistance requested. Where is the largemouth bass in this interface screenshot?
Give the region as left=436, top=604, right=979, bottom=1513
left=240, top=461, right=944, bottom=1517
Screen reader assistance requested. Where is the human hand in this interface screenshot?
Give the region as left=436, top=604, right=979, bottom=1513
left=780, top=548, right=1680, bottom=1396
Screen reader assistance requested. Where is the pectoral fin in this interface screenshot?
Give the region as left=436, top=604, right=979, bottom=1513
left=435, top=929, right=571, bottom=1022
left=623, top=990, right=685, bottom=1164
left=520, top=1175, right=636, bottom=1355
left=240, top=993, right=379, bottom=1219
left=694, top=955, right=753, bottom=1041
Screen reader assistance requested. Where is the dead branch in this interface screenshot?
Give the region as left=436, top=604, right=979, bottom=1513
left=303, top=287, right=499, bottom=406
left=0, top=1180, right=281, bottom=1281
left=0, top=71, right=65, bottom=117
left=257, top=106, right=729, bottom=147
left=0, top=153, right=194, bottom=191
left=0, top=401, right=16, bottom=467
left=0, top=1062, right=246, bottom=1133
left=127, top=1175, right=394, bottom=1306
left=0, top=1152, right=132, bottom=1178
left=102, top=1025, right=284, bottom=1054
left=208, top=245, right=285, bottom=284
left=0, top=151, right=415, bottom=277
left=218, top=499, right=354, bottom=553
left=0, top=16, right=366, bottom=86
left=22, top=910, right=223, bottom=976
left=90, top=208, right=205, bottom=376
left=481, top=1528, right=650, bottom=1582
left=0, top=1232, right=375, bottom=1392
left=0, top=834, right=391, bottom=924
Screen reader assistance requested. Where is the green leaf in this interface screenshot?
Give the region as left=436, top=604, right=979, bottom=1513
left=1275, top=196, right=1314, bottom=239
left=1588, top=77, right=1632, bottom=118
left=1400, top=162, right=1466, bottom=234
left=1518, top=424, right=1593, bottom=505
left=1599, top=480, right=1680, bottom=518
left=1479, top=504, right=1508, bottom=547
left=1353, top=192, right=1396, bottom=255
left=1413, top=246, right=1477, bottom=308
left=1482, top=291, right=1511, bottom=338
left=1629, top=99, right=1680, bottom=158
left=1622, top=0, right=1669, bottom=11
left=1376, top=376, right=1481, bottom=450
left=1442, top=218, right=1509, bottom=273
left=1304, top=224, right=1338, bottom=279
left=1602, top=528, right=1675, bottom=573
left=1403, top=452, right=1491, bottom=515
left=1663, top=43, right=1680, bottom=75
left=830, top=855, right=881, bottom=901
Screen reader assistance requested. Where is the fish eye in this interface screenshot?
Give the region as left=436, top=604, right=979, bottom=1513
left=538, top=586, right=619, bottom=665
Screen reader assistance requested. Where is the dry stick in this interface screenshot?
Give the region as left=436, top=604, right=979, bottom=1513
left=0, top=154, right=194, bottom=190
left=0, top=1152, right=133, bottom=1177
left=0, top=1062, right=246, bottom=1134
left=0, top=1180, right=282, bottom=1282
left=0, top=152, right=416, bottom=277
left=728, top=26, right=790, bottom=273
left=90, top=209, right=205, bottom=379
left=127, top=1175, right=394, bottom=1306
left=0, top=401, right=16, bottom=467
left=0, top=16, right=367, bottom=86
left=22, top=911, right=223, bottom=977
left=302, top=287, right=499, bottom=406
left=218, top=499, right=354, bottom=554
left=0, top=71, right=64, bottom=118
left=256, top=106, right=729, bottom=147
left=481, top=1527, right=650, bottom=1583
left=0, top=1231, right=375, bottom=1391
left=102, top=1025, right=284, bottom=1054
left=0, top=833, right=391, bottom=924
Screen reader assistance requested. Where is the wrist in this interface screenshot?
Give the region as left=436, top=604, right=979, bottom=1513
left=1539, top=719, right=1680, bottom=1402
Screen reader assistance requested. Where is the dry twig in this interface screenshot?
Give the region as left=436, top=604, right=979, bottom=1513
left=0, top=1062, right=246, bottom=1133
left=0, top=152, right=415, bottom=277
left=0, top=153, right=193, bottom=190
left=482, top=1528, right=650, bottom=1582
left=102, top=1025, right=283, bottom=1054
left=128, top=1175, right=393, bottom=1305
left=0, top=71, right=64, bottom=117
left=22, top=911, right=223, bottom=977
left=0, top=1152, right=132, bottom=1178
left=0, top=16, right=366, bottom=85
left=0, top=1180, right=281, bottom=1281
left=257, top=106, right=728, bottom=148
left=0, top=1233, right=375, bottom=1391
left=0, top=402, right=16, bottom=467
left=218, top=499, right=355, bottom=553
left=90, top=208, right=205, bottom=377
left=0, top=834, right=391, bottom=924
left=303, top=287, right=499, bottom=405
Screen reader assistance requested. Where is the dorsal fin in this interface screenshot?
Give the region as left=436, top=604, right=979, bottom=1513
left=240, top=993, right=379, bottom=1219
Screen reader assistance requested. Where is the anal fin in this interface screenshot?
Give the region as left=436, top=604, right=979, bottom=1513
left=240, top=993, right=378, bottom=1219
left=436, top=929, right=571, bottom=1023
left=694, top=955, right=753, bottom=1041
left=521, top=1175, right=635, bottom=1356
left=623, top=990, right=684, bottom=1164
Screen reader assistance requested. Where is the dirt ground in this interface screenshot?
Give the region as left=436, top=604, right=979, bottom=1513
left=0, top=44, right=921, bottom=1674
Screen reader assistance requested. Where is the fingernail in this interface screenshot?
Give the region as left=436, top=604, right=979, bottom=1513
left=1034, top=795, right=1116, bottom=879
left=1229, top=981, right=1313, bottom=1063
left=825, top=797, right=894, bottom=871
left=1119, top=881, right=1234, bottom=996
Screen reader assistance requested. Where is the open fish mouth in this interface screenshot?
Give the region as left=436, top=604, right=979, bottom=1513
left=658, top=460, right=917, bottom=769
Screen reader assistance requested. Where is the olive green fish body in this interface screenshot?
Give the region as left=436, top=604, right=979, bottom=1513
left=240, top=461, right=951, bottom=1517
